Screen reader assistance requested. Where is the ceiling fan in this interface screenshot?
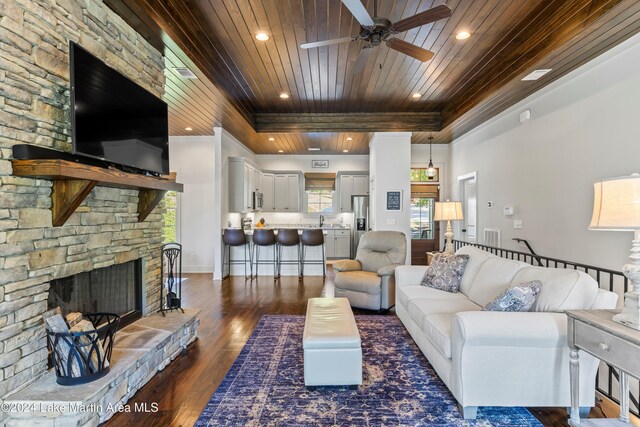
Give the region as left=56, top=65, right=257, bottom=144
left=300, top=0, right=452, bottom=73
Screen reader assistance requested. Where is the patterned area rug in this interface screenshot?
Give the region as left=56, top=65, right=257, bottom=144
left=195, top=315, right=542, bottom=426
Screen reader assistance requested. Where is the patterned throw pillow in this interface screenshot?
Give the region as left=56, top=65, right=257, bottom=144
left=420, top=253, right=470, bottom=293
left=484, top=281, right=543, bottom=312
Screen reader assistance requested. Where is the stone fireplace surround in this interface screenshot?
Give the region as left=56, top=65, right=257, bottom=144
left=0, top=0, right=199, bottom=425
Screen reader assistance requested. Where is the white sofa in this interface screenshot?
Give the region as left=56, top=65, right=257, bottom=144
left=395, top=245, right=618, bottom=419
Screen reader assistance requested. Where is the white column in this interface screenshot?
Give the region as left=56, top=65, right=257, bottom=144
left=369, top=132, right=412, bottom=264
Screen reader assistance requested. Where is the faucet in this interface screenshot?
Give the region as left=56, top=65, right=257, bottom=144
left=319, top=214, right=325, bottom=228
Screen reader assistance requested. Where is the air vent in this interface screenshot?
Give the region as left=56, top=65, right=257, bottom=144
left=521, top=69, right=552, bottom=81
left=173, top=67, right=197, bottom=79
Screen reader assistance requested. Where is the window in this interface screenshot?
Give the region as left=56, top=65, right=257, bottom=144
left=163, top=191, right=177, bottom=243
left=306, top=190, right=334, bottom=213
left=411, top=167, right=439, bottom=183
left=410, top=196, right=435, bottom=239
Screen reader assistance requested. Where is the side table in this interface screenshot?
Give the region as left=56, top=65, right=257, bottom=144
left=567, top=310, right=640, bottom=425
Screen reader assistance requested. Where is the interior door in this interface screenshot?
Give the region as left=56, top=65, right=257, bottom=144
left=410, top=185, right=439, bottom=265
left=462, top=178, right=477, bottom=243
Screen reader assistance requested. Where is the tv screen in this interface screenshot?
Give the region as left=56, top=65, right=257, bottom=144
left=70, top=42, right=169, bottom=175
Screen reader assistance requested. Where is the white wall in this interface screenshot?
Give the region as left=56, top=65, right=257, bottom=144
left=369, top=132, right=412, bottom=263
left=448, top=33, right=640, bottom=271
left=169, top=135, right=218, bottom=273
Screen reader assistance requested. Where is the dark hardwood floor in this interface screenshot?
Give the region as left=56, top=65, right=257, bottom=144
left=106, top=269, right=634, bottom=427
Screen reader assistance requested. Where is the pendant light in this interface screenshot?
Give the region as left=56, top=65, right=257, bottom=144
left=426, top=134, right=437, bottom=178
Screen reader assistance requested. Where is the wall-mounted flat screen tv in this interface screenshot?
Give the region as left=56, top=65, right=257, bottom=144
left=70, top=42, right=169, bottom=175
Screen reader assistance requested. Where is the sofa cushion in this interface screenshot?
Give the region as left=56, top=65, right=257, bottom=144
left=407, top=298, right=481, bottom=327
left=397, top=285, right=470, bottom=308
left=485, top=281, right=542, bottom=312
left=510, top=267, right=599, bottom=312
left=455, top=246, right=496, bottom=296
left=423, top=313, right=455, bottom=359
left=420, top=253, right=469, bottom=293
left=334, top=271, right=381, bottom=294
left=466, top=257, right=529, bottom=307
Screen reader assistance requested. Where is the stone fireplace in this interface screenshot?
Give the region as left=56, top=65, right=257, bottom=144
left=0, top=1, right=198, bottom=424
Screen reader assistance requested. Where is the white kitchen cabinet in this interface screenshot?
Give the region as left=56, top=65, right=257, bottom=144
left=325, top=229, right=351, bottom=259
left=274, top=173, right=300, bottom=212
left=229, top=158, right=261, bottom=213
left=339, top=174, right=369, bottom=212
left=353, top=175, right=369, bottom=195
left=261, top=173, right=275, bottom=212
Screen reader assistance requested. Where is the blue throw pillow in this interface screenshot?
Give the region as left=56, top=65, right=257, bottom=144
left=420, top=253, right=470, bottom=293
left=485, top=281, right=543, bottom=312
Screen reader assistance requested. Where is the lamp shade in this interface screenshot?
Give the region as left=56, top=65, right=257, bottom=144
left=434, top=201, right=464, bottom=221
left=589, top=173, right=640, bottom=231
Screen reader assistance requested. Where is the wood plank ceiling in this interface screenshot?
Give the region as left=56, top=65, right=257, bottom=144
left=106, top=0, right=640, bottom=153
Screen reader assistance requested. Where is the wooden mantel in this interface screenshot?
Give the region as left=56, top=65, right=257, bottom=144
left=11, top=159, right=183, bottom=226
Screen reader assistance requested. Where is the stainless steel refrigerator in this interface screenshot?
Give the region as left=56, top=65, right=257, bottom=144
left=351, top=195, right=369, bottom=258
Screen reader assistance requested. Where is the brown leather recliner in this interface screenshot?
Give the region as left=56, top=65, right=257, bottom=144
left=333, top=231, right=406, bottom=310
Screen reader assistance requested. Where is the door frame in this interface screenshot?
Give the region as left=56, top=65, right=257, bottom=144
left=457, top=171, right=478, bottom=244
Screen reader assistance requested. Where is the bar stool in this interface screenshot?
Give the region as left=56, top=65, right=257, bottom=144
left=275, top=229, right=301, bottom=279
left=300, top=229, right=326, bottom=278
left=252, top=229, right=278, bottom=280
left=222, top=229, right=251, bottom=280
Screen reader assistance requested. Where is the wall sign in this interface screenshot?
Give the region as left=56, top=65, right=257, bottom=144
left=386, top=190, right=402, bottom=211
left=311, top=160, right=329, bottom=169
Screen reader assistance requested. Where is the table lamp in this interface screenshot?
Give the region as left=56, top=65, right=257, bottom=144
left=434, top=201, right=464, bottom=254
left=589, top=173, right=640, bottom=329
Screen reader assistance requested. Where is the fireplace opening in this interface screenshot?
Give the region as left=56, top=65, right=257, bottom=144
left=48, top=259, right=143, bottom=330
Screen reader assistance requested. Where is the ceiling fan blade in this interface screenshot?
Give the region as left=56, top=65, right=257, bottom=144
left=386, top=38, right=434, bottom=62
left=342, top=0, right=375, bottom=27
left=351, top=46, right=374, bottom=74
left=391, top=4, right=452, bottom=33
left=300, top=36, right=356, bottom=49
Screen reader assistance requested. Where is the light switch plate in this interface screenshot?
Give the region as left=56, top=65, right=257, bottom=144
left=503, top=206, right=514, bottom=216
left=513, top=220, right=523, bottom=229
left=387, top=218, right=396, bottom=225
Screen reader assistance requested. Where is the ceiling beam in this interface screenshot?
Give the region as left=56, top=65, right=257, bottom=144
left=255, top=113, right=441, bottom=133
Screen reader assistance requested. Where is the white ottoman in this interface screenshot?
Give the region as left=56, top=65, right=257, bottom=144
left=303, top=297, right=362, bottom=388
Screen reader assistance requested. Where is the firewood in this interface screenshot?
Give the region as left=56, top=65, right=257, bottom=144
left=43, top=309, right=82, bottom=377
left=70, top=319, right=110, bottom=372
left=66, top=312, right=83, bottom=328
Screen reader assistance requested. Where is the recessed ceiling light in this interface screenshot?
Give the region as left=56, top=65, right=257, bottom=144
left=255, top=32, right=270, bottom=41
left=185, top=127, right=193, bottom=131
left=455, top=31, right=471, bottom=40
left=346, top=137, right=353, bottom=141
left=268, top=137, right=275, bottom=141
left=278, top=150, right=284, bottom=153
left=412, top=93, right=422, bottom=98
left=521, top=69, right=552, bottom=81
left=343, top=149, right=349, bottom=153
left=173, top=67, right=197, bottom=79
left=308, top=147, right=320, bottom=151
left=279, top=93, right=289, bottom=99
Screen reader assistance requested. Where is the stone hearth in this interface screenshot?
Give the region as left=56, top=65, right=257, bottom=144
left=3, top=309, right=199, bottom=426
